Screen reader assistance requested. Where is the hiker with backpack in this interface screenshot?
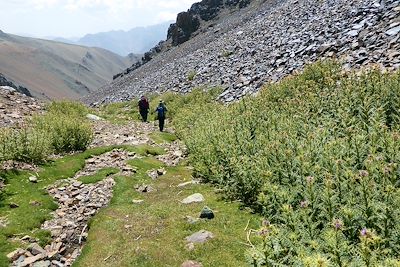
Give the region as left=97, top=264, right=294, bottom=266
left=155, top=100, right=167, bottom=132
left=138, top=95, right=150, bottom=122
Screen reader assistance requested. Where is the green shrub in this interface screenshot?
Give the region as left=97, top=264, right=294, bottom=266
left=34, top=113, right=93, bottom=153
left=173, top=61, right=400, bottom=265
left=187, top=70, right=197, bottom=81
left=0, top=101, right=93, bottom=164
left=149, top=87, right=223, bottom=122
left=46, top=101, right=88, bottom=117
left=0, top=127, right=51, bottom=164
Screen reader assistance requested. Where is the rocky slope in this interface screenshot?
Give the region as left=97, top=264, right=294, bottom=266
left=85, top=0, right=400, bottom=105
left=0, top=86, right=43, bottom=128
left=0, top=32, right=136, bottom=99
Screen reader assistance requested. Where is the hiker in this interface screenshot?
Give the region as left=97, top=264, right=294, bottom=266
left=155, top=100, right=167, bottom=132
left=138, top=95, right=149, bottom=122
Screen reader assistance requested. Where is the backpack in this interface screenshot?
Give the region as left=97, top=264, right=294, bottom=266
left=157, top=106, right=166, bottom=118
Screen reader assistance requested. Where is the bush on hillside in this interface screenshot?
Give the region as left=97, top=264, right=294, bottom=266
left=149, top=87, right=223, bottom=121
left=46, top=101, right=88, bottom=117
left=0, top=101, right=93, bottom=165
left=33, top=113, right=93, bottom=153
left=174, top=61, right=400, bottom=265
left=0, top=127, right=51, bottom=164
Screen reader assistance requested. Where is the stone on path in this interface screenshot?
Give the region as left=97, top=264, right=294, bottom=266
left=157, top=168, right=166, bottom=176
left=28, top=243, right=46, bottom=256
left=20, top=253, right=45, bottom=267
left=185, top=230, right=214, bottom=244
left=181, top=193, right=204, bottom=204
left=29, top=176, right=38, bottom=183
left=132, top=199, right=144, bottom=204
left=9, top=202, right=19, bottom=208
left=135, top=184, right=156, bottom=193
left=86, top=114, right=103, bottom=121
left=147, top=170, right=159, bottom=180
left=33, top=260, right=51, bottom=267
left=6, top=248, right=25, bottom=261
left=147, top=168, right=167, bottom=180
left=181, top=260, right=203, bottom=267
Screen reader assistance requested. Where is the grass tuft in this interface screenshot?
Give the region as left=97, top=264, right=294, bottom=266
left=79, top=167, right=119, bottom=184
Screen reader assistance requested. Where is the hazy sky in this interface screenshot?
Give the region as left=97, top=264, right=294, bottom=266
left=0, top=0, right=196, bottom=38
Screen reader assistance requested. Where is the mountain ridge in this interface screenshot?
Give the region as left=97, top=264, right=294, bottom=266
left=50, top=22, right=172, bottom=56
left=0, top=32, right=139, bottom=99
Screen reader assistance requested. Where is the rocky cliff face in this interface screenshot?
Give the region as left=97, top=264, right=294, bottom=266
left=85, top=0, right=400, bottom=105
left=168, top=0, right=251, bottom=46
left=111, top=0, right=253, bottom=81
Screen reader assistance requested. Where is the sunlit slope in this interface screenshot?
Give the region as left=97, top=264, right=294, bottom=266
left=0, top=32, right=134, bottom=99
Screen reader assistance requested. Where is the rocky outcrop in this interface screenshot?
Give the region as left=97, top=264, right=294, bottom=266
left=168, top=12, right=201, bottom=46
left=168, top=0, right=252, bottom=46
left=108, top=0, right=253, bottom=81
left=85, top=0, right=400, bottom=105
left=0, top=73, right=32, bottom=97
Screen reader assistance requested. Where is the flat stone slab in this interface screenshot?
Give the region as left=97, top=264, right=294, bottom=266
left=181, top=193, right=204, bottom=204
left=86, top=114, right=103, bottom=121
left=181, top=260, right=203, bottom=267
left=185, top=230, right=214, bottom=244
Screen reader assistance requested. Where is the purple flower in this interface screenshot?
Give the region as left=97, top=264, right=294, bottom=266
left=300, top=200, right=309, bottom=208
left=306, top=176, right=314, bottom=184
left=360, top=228, right=368, bottom=236
left=259, top=228, right=270, bottom=237
left=359, top=170, right=369, bottom=177
left=333, top=219, right=343, bottom=230
left=262, top=219, right=271, bottom=227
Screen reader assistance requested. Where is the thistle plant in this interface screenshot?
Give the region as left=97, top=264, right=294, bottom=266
left=172, top=61, right=400, bottom=265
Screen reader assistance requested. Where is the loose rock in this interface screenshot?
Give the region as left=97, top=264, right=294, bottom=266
left=185, top=230, right=214, bottom=243
left=181, top=260, right=203, bottom=267
left=181, top=193, right=205, bottom=204
left=199, top=206, right=214, bottom=219
left=29, top=176, right=38, bottom=183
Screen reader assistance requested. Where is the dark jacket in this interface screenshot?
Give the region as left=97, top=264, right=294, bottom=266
left=138, top=98, right=149, bottom=112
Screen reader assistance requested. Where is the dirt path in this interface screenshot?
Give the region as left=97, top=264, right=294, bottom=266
left=9, top=119, right=186, bottom=267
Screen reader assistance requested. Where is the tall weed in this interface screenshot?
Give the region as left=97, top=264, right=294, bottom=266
left=0, top=101, right=93, bottom=164
left=33, top=113, right=93, bottom=153
left=173, top=61, right=400, bottom=265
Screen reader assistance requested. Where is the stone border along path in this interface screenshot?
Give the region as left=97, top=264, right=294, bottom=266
left=9, top=120, right=186, bottom=267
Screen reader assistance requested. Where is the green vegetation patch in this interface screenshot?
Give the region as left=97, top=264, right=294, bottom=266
left=46, top=101, right=88, bottom=117
left=0, top=146, right=121, bottom=266
left=171, top=61, right=400, bottom=265
left=95, top=101, right=141, bottom=124
left=131, top=144, right=166, bottom=157
left=0, top=101, right=93, bottom=164
left=74, top=155, right=259, bottom=267
left=79, top=167, right=119, bottom=184
left=149, top=132, right=178, bottom=144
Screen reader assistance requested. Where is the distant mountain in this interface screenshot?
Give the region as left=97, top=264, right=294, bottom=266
left=55, top=22, right=172, bottom=56
left=0, top=31, right=138, bottom=99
